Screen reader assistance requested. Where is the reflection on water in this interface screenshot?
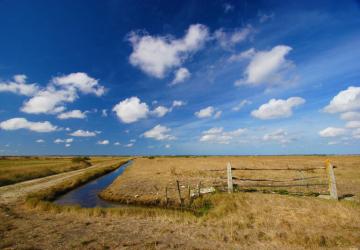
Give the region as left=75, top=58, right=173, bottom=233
left=54, top=160, right=132, bottom=208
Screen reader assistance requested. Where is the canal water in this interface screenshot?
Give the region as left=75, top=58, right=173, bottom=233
left=54, top=160, right=132, bottom=208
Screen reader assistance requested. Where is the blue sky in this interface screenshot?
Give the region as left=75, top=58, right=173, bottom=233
left=0, top=0, right=360, bottom=155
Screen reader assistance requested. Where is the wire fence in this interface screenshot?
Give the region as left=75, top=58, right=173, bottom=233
left=164, top=160, right=338, bottom=208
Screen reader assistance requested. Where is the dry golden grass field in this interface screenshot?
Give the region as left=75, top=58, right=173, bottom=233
left=0, top=156, right=120, bottom=186
left=101, top=156, right=360, bottom=205
left=0, top=156, right=359, bottom=249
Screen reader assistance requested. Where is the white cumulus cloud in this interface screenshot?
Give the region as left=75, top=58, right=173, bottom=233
left=143, top=125, right=175, bottom=141
left=319, top=127, right=347, bottom=137
left=128, top=24, right=209, bottom=78
left=151, top=106, right=170, bottom=117
left=21, top=87, right=77, bottom=114
left=200, top=127, right=246, bottom=144
left=52, top=72, right=105, bottom=97
left=340, top=111, right=360, bottom=121
left=345, top=121, right=360, bottom=129
left=97, top=140, right=109, bottom=145
left=113, top=96, right=149, bottom=123
left=0, top=118, right=58, bottom=132
left=324, top=86, right=360, bottom=113
left=0, top=74, right=39, bottom=96
left=172, top=100, right=186, bottom=107
left=251, top=97, right=305, bottom=120
left=235, top=45, right=293, bottom=86
left=20, top=72, right=105, bottom=115
left=195, top=106, right=215, bottom=118
left=57, top=110, right=87, bottom=120
left=263, top=129, right=294, bottom=144
left=70, top=130, right=97, bottom=137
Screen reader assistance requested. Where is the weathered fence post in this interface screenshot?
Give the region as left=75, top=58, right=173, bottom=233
left=326, top=160, right=338, bottom=200
left=227, top=162, right=233, bottom=193
left=197, top=181, right=201, bottom=197
left=188, top=185, right=191, bottom=206
left=176, top=180, right=183, bottom=207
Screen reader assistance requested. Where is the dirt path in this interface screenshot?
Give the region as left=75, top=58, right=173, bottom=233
left=0, top=159, right=122, bottom=204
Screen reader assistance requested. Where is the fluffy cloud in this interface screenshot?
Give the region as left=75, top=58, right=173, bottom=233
left=195, top=106, right=215, bottom=118
left=324, top=86, right=360, bottom=113
left=124, top=143, right=134, bottom=147
left=263, top=129, right=293, bottom=144
left=143, top=125, right=175, bottom=140
left=52, top=72, right=105, bottom=97
left=251, top=97, right=305, bottom=120
left=345, top=121, right=360, bottom=129
left=114, top=142, right=121, bottom=146
left=36, top=139, right=45, bottom=143
left=97, top=140, right=109, bottom=145
left=235, top=45, right=293, bottom=86
left=0, top=74, right=39, bottom=96
left=171, top=67, right=190, bottom=85
left=20, top=72, right=104, bottom=115
left=21, top=87, right=76, bottom=114
left=172, top=100, right=186, bottom=107
left=214, top=26, right=253, bottom=49
left=151, top=106, right=170, bottom=117
left=200, top=127, right=246, bottom=144
left=70, top=130, right=97, bottom=137
left=113, top=97, right=149, bottom=123
left=57, top=110, right=87, bottom=120
left=0, top=118, right=58, bottom=132
left=113, top=97, right=184, bottom=123
left=128, top=24, right=209, bottom=78
left=319, top=127, right=347, bottom=137
left=340, top=111, right=360, bottom=121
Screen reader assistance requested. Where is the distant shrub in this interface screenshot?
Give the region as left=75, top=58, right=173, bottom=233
left=148, top=156, right=155, bottom=159
left=71, top=156, right=91, bottom=166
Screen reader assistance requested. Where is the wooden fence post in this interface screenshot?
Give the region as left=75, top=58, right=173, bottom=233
left=197, top=181, right=201, bottom=197
left=188, top=185, right=191, bottom=206
left=326, top=160, right=338, bottom=200
left=227, top=162, right=233, bottom=193
left=176, top=180, right=183, bottom=207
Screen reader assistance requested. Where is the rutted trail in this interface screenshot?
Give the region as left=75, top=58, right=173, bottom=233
left=0, top=159, right=123, bottom=204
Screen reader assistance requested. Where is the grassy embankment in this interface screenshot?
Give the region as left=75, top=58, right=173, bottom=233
left=0, top=156, right=120, bottom=186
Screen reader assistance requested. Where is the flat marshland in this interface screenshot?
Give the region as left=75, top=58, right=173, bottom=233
left=0, top=156, right=120, bottom=186
left=1, top=156, right=360, bottom=249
